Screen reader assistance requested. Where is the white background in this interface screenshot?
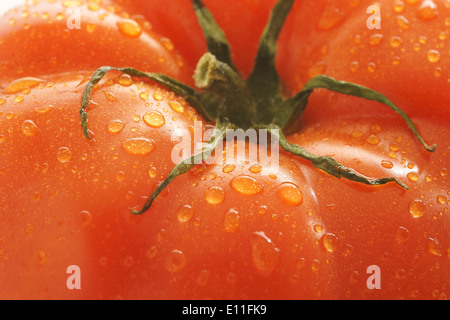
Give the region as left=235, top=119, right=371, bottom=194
left=0, top=0, right=26, bottom=15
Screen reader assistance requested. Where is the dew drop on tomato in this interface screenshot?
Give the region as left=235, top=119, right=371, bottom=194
left=396, top=226, right=410, bottom=243
left=169, top=101, right=185, bottom=114
left=381, top=160, right=394, bottom=169
left=222, top=164, right=236, bottom=173
left=4, top=77, right=44, bottom=94
left=223, top=208, right=241, bottom=233
left=21, top=120, right=38, bottom=137
left=57, top=147, right=73, bottom=163
left=250, top=232, right=280, bottom=277
left=176, top=205, right=194, bottom=222
left=35, top=105, right=53, bottom=114
left=77, top=210, right=92, bottom=228
left=118, top=74, right=133, bottom=86
left=164, top=250, right=187, bottom=273
left=117, top=19, right=142, bottom=39
left=276, top=182, right=303, bottom=206
left=143, top=111, right=165, bottom=128
left=107, top=120, right=125, bottom=134
left=409, top=199, right=426, bottom=218
left=230, top=175, right=263, bottom=195
left=427, top=49, right=441, bottom=63
left=417, top=0, right=438, bottom=21
left=407, top=172, right=419, bottom=182
left=427, top=237, right=442, bottom=256
left=205, top=186, right=226, bottom=204
left=321, top=233, right=339, bottom=253
left=121, top=138, right=156, bottom=156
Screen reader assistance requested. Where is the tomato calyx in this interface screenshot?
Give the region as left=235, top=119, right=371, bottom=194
left=80, top=0, right=436, bottom=215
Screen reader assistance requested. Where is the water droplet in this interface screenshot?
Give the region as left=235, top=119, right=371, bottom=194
left=390, top=36, right=403, bottom=48
left=77, top=210, right=92, bottom=228
left=57, top=147, right=73, bottom=163
left=117, top=19, right=142, bottom=38
left=417, top=0, right=438, bottom=20
left=366, top=134, right=380, bottom=145
left=437, top=195, right=447, bottom=204
left=397, top=15, right=411, bottom=29
left=105, top=92, right=117, bottom=102
left=381, top=160, right=394, bottom=169
left=121, top=138, right=156, bottom=156
left=396, top=226, right=410, bottom=243
left=230, top=175, right=264, bottom=195
left=313, top=224, right=324, bottom=233
left=427, top=237, right=442, bottom=256
left=153, top=91, right=163, bottom=101
left=350, top=61, right=359, bottom=73
left=37, top=250, right=46, bottom=266
left=116, top=171, right=126, bottom=182
left=164, top=249, right=187, bottom=273
left=223, top=208, right=241, bottom=233
left=139, top=91, right=149, bottom=101
left=222, top=164, right=236, bottom=173
left=176, top=205, right=194, bottom=222
left=15, top=95, right=24, bottom=103
left=243, top=164, right=261, bottom=174
left=407, top=172, right=419, bottom=182
left=369, top=33, right=383, bottom=46
left=148, top=167, right=158, bottom=178
left=205, top=186, right=226, bottom=204
left=118, top=74, right=133, bottom=86
left=322, top=233, right=339, bottom=253
left=160, top=37, right=174, bottom=51
left=21, top=120, right=38, bottom=137
left=143, top=111, right=165, bottom=128
left=367, top=62, right=377, bottom=73
left=35, top=105, right=53, bottom=114
left=4, top=77, right=44, bottom=94
left=250, top=232, right=280, bottom=276
left=427, top=49, right=440, bottom=63
left=393, top=0, right=405, bottom=12
left=276, top=182, right=303, bottom=206
left=169, top=101, right=185, bottom=114
left=0, top=99, right=6, bottom=105
left=409, top=199, right=426, bottom=218
left=107, top=120, right=125, bottom=134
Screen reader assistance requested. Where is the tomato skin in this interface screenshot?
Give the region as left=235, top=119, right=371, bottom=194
left=278, top=0, right=450, bottom=123
left=0, top=0, right=193, bottom=85
left=0, top=0, right=448, bottom=300
left=0, top=73, right=202, bottom=299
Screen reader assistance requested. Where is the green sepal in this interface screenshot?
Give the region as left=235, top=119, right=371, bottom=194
left=192, top=0, right=237, bottom=72
left=262, top=124, right=410, bottom=189
left=80, top=66, right=216, bottom=139
left=131, top=120, right=234, bottom=215
left=283, top=75, right=437, bottom=152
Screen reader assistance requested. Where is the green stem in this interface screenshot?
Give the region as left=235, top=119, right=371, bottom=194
left=194, top=53, right=256, bottom=127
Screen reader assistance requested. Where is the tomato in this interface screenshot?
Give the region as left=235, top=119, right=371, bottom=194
left=0, top=0, right=448, bottom=300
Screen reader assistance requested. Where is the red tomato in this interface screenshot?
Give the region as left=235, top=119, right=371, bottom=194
left=0, top=0, right=448, bottom=300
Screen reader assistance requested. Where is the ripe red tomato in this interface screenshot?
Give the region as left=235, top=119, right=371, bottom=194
left=0, top=0, right=448, bottom=300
